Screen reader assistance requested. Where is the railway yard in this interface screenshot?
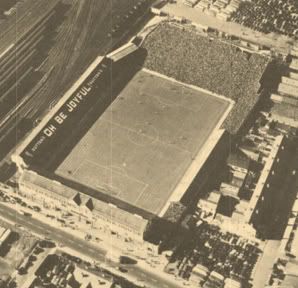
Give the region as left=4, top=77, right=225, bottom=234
left=0, top=0, right=153, bottom=180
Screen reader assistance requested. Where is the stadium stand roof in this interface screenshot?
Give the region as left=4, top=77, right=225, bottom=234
left=107, top=42, right=138, bottom=62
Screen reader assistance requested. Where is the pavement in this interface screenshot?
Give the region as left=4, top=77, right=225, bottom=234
left=0, top=198, right=186, bottom=288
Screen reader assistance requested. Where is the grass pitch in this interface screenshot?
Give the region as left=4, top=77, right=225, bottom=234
left=56, top=70, right=230, bottom=214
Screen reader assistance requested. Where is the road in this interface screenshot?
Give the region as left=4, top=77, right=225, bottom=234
left=0, top=203, right=182, bottom=288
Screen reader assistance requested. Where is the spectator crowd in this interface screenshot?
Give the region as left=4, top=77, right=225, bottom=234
left=142, top=23, right=269, bottom=134
left=231, top=0, right=298, bottom=38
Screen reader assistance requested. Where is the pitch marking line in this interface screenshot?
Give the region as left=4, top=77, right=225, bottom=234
left=133, top=183, right=150, bottom=205
left=100, top=118, right=160, bottom=147
left=101, top=118, right=192, bottom=155
left=83, top=159, right=148, bottom=200
left=142, top=67, right=235, bottom=105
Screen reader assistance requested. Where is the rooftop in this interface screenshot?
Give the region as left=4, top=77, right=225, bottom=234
left=227, top=150, right=251, bottom=171
left=244, top=135, right=284, bottom=223
left=278, top=83, right=298, bottom=99
left=21, top=170, right=78, bottom=200
left=56, top=69, right=231, bottom=216
left=20, top=170, right=148, bottom=235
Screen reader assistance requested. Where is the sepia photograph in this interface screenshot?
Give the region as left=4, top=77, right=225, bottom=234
left=0, top=0, right=298, bottom=287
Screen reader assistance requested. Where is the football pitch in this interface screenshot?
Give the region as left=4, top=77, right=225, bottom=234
left=56, top=69, right=231, bottom=215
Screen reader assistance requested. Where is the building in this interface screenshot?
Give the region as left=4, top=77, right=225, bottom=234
left=73, top=267, right=112, bottom=288
left=22, top=251, right=114, bottom=288
left=183, top=0, right=199, bottom=7
left=203, top=271, right=225, bottom=288
left=289, top=58, right=298, bottom=71
left=290, top=47, right=298, bottom=58
left=190, top=264, right=209, bottom=286
left=269, top=147, right=298, bottom=287
left=220, top=182, right=240, bottom=199
left=208, top=119, right=295, bottom=240
left=227, top=151, right=251, bottom=174
left=289, top=71, right=298, bottom=80
left=151, top=0, right=168, bottom=16
left=244, top=134, right=290, bottom=227
left=278, top=83, right=298, bottom=99
left=230, top=170, right=247, bottom=188
left=270, top=93, right=298, bottom=106
left=271, top=57, right=298, bottom=127
left=281, top=76, right=298, bottom=87
left=224, top=278, right=242, bottom=288
left=19, top=170, right=148, bottom=239
left=198, top=191, right=221, bottom=219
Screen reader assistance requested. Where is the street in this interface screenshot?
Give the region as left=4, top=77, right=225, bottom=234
left=0, top=203, right=183, bottom=288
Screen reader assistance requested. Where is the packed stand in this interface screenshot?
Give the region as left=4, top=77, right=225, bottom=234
left=231, top=0, right=298, bottom=38
left=142, top=23, right=269, bottom=134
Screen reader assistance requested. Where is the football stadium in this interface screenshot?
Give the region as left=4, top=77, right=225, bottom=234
left=13, top=22, right=270, bottom=238
left=55, top=69, right=231, bottom=216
